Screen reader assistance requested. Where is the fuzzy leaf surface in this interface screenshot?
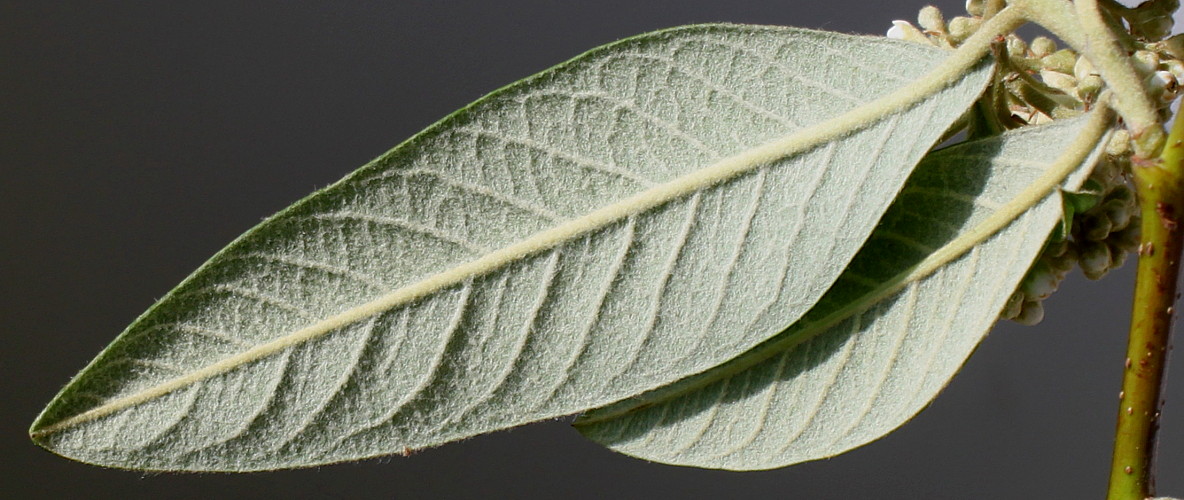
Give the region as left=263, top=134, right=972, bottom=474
left=31, top=24, right=991, bottom=471
left=576, top=115, right=1109, bottom=470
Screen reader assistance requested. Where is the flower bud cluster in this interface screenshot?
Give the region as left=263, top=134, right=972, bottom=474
left=1000, top=150, right=1141, bottom=325
left=888, top=3, right=1184, bottom=121
left=1132, top=49, right=1183, bottom=118
left=886, top=4, right=982, bottom=49
left=887, top=3, right=1160, bottom=325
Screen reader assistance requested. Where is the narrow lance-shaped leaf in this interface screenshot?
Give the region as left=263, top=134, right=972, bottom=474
left=576, top=111, right=1113, bottom=470
left=31, top=24, right=992, bottom=471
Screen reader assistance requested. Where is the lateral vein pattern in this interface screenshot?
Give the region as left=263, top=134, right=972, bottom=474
left=576, top=115, right=1110, bottom=470
left=32, top=25, right=991, bottom=471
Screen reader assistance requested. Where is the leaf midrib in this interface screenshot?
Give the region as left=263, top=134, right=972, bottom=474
left=31, top=18, right=1007, bottom=438
left=576, top=103, right=1113, bottom=426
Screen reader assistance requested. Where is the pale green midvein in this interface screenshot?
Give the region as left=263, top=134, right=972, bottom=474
left=1073, top=0, right=1162, bottom=152
left=1009, top=0, right=1085, bottom=48
left=31, top=9, right=1025, bottom=438
left=578, top=102, right=1114, bottom=425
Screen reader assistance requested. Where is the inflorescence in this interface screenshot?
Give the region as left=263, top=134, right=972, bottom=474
left=888, top=0, right=1183, bottom=324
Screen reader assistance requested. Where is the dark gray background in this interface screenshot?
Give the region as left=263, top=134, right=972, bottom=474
left=3, top=1, right=1182, bottom=498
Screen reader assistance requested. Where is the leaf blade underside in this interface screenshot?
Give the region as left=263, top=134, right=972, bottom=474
left=575, top=113, right=1112, bottom=470
left=31, top=24, right=992, bottom=471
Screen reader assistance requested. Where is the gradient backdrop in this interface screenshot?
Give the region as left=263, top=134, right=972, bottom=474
left=3, top=1, right=1183, bottom=498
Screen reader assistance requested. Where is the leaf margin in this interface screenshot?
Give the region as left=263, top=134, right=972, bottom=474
left=574, top=105, right=1117, bottom=469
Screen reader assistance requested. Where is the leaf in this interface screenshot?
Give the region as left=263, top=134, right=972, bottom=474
left=30, top=24, right=992, bottom=471
left=575, top=111, right=1113, bottom=470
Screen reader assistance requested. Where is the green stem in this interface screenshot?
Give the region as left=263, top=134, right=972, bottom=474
left=1106, top=110, right=1184, bottom=499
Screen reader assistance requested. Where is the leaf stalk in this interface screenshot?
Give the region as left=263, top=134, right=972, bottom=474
left=1075, top=0, right=1165, bottom=155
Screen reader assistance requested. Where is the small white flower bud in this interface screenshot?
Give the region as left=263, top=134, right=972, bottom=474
left=1154, top=69, right=1176, bottom=86
left=1106, top=130, right=1133, bottom=156
left=1048, top=249, right=1078, bottom=274
left=1133, top=50, right=1162, bottom=75
left=887, top=21, right=933, bottom=45
left=1005, top=35, right=1028, bottom=58
left=1040, top=69, right=1078, bottom=95
left=1000, top=290, right=1024, bottom=319
left=1102, top=199, right=1133, bottom=231
left=947, top=16, right=980, bottom=44
left=1149, top=70, right=1179, bottom=102
left=1076, top=75, right=1104, bottom=103
left=1045, top=238, right=1069, bottom=258
left=1013, top=300, right=1045, bottom=325
left=1082, top=213, right=1114, bottom=241
left=1041, top=49, right=1077, bottom=74
left=1022, top=261, right=1060, bottom=300
left=1112, top=225, right=1143, bottom=254
left=918, top=6, right=946, bottom=33
left=1108, top=242, right=1129, bottom=269
left=1164, top=59, right=1184, bottom=85
left=1080, top=241, right=1113, bottom=280
left=1030, top=37, right=1057, bottom=58
left=965, top=0, right=985, bottom=17
left=1074, top=56, right=1098, bottom=81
